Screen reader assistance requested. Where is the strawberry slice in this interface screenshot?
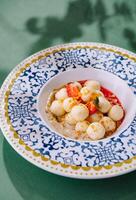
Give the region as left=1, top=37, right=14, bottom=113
left=78, top=80, right=87, bottom=86
left=101, top=86, right=121, bottom=106
left=66, top=84, right=80, bottom=98
left=86, top=101, right=97, bottom=115
left=100, top=86, right=112, bottom=97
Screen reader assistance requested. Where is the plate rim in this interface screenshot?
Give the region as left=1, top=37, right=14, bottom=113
left=0, top=42, right=136, bottom=179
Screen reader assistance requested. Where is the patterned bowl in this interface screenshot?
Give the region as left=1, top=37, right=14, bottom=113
left=0, top=42, right=136, bottom=179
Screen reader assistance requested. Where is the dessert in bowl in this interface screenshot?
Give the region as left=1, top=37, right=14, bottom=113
left=38, top=68, right=135, bottom=142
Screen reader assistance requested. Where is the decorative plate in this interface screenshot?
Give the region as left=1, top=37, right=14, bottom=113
left=0, top=42, right=136, bottom=179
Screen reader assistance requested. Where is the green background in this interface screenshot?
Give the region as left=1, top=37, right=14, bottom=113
left=0, top=0, right=136, bottom=199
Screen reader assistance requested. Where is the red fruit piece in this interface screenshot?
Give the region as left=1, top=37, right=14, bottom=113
left=100, top=86, right=112, bottom=97
left=100, top=86, right=122, bottom=106
left=86, top=101, right=97, bottom=115
left=78, top=80, right=87, bottom=86
left=66, top=84, right=80, bottom=98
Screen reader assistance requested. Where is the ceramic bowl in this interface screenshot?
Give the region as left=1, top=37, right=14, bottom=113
left=38, top=68, right=136, bottom=140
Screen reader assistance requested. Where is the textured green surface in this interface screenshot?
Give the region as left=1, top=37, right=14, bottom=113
left=0, top=0, right=136, bottom=199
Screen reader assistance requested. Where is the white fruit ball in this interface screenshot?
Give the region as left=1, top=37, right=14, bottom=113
left=65, top=113, right=77, bottom=125
left=98, top=96, right=111, bottom=113
left=80, top=87, right=92, bottom=102
left=50, top=100, right=65, bottom=116
left=95, top=90, right=104, bottom=96
left=86, top=122, right=105, bottom=140
left=71, top=104, right=89, bottom=122
left=75, top=121, right=89, bottom=132
left=85, top=80, right=100, bottom=91
left=89, top=112, right=103, bottom=122
left=91, top=90, right=104, bottom=100
left=100, top=116, right=116, bottom=132
left=71, top=81, right=82, bottom=90
left=55, top=88, right=68, bottom=100
left=108, top=105, right=124, bottom=121
left=63, top=97, right=77, bottom=112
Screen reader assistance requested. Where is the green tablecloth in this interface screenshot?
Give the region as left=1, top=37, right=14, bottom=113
left=0, top=0, right=136, bottom=199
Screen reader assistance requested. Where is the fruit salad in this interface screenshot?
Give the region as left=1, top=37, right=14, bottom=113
left=46, top=80, right=124, bottom=141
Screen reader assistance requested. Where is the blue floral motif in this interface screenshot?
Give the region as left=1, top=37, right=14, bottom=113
left=11, top=79, right=28, bottom=94
left=56, top=150, right=81, bottom=165
left=20, top=129, right=36, bottom=141
left=39, top=55, right=55, bottom=68
left=28, top=64, right=48, bottom=96
left=54, top=49, right=91, bottom=69
left=84, top=139, right=129, bottom=166
left=79, top=137, right=128, bottom=166
left=130, top=117, right=136, bottom=134
left=120, top=116, right=136, bottom=138
left=8, top=96, right=38, bottom=128
left=7, top=45, right=136, bottom=167
left=127, top=138, right=136, bottom=155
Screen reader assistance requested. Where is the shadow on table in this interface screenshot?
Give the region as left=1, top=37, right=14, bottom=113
left=25, top=0, right=135, bottom=54
left=3, top=139, right=136, bottom=200
left=0, top=69, right=11, bottom=86
left=26, top=0, right=95, bottom=54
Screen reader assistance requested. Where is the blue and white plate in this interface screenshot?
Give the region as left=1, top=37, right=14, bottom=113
left=0, top=42, right=136, bottom=179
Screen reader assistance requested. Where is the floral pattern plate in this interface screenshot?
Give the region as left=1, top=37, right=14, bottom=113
left=0, top=42, right=136, bottom=179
